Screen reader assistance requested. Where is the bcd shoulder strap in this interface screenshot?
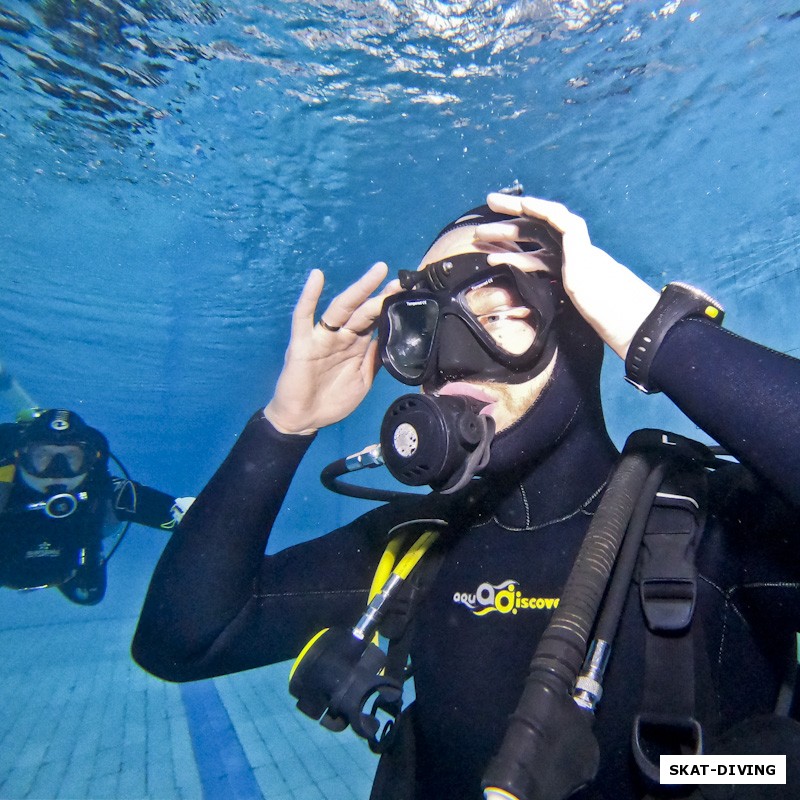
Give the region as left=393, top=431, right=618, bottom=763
left=633, top=464, right=709, bottom=784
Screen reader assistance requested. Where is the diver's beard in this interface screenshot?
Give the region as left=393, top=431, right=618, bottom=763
left=472, top=351, right=557, bottom=434
left=479, top=348, right=586, bottom=482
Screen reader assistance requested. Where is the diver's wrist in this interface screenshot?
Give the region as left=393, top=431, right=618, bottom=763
left=608, top=289, right=661, bottom=361
left=262, top=404, right=318, bottom=437
left=564, top=259, right=659, bottom=361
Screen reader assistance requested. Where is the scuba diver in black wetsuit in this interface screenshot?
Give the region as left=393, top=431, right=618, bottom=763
left=0, top=408, right=194, bottom=605
left=132, top=191, right=800, bottom=800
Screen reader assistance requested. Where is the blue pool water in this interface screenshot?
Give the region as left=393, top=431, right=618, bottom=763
left=0, top=1, right=798, bottom=797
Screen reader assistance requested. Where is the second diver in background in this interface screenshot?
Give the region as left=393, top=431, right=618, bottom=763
left=0, top=408, right=193, bottom=605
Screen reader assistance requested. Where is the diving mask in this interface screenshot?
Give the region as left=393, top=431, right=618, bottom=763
left=15, top=409, right=108, bottom=485
left=17, top=441, right=96, bottom=495
left=19, top=442, right=89, bottom=479
left=378, top=254, right=563, bottom=387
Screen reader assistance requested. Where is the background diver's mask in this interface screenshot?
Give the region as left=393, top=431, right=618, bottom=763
left=20, top=442, right=90, bottom=479
left=17, top=442, right=94, bottom=494
left=378, top=253, right=563, bottom=388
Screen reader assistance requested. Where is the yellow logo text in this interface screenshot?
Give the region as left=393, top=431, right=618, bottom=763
left=453, top=579, right=560, bottom=616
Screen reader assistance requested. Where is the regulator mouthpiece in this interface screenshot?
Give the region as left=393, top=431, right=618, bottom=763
left=379, top=393, right=495, bottom=493
left=25, top=491, right=87, bottom=518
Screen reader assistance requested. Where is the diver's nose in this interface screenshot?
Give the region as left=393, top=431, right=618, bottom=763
left=433, top=314, right=494, bottom=383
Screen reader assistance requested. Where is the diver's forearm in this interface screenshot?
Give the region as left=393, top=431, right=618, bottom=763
left=652, top=318, right=800, bottom=505
left=132, top=411, right=315, bottom=678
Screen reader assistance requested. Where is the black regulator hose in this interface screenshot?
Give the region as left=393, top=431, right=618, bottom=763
left=320, top=457, right=418, bottom=502
left=482, top=445, right=658, bottom=800
left=101, top=452, right=134, bottom=565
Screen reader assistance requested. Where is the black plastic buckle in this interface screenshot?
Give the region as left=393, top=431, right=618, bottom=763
left=637, top=490, right=701, bottom=634
left=633, top=713, right=703, bottom=784
left=640, top=577, right=696, bottom=632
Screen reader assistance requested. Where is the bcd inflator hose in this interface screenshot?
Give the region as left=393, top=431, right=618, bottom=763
left=481, top=448, right=656, bottom=800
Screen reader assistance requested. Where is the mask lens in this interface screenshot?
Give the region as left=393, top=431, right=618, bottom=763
left=386, top=298, right=440, bottom=381
left=25, top=443, right=86, bottom=476
left=461, top=275, right=538, bottom=356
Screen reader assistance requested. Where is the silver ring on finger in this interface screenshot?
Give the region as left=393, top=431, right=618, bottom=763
left=318, top=318, right=342, bottom=333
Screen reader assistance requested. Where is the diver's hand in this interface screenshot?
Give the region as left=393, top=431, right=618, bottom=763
left=264, top=263, right=400, bottom=435
left=170, top=497, right=195, bottom=526
left=475, top=193, right=659, bottom=360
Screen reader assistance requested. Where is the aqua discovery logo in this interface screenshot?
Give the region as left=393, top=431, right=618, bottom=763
left=453, top=579, right=560, bottom=617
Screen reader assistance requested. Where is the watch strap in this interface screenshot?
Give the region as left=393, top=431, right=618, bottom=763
left=625, top=281, right=724, bottom=394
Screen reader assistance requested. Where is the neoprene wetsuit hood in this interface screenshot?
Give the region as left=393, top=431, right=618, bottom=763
left=370, top=200, right=609, bottom=496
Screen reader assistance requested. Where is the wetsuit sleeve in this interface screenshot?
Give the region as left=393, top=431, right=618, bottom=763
left=132, top=411, right=386, bottom=682
left=650, top=318, right=800, bottom=506
left=110, top=477, right=183, bottom=530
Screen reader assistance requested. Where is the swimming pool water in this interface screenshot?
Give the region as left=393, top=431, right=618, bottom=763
left=1, top=2, right=798, bottom=797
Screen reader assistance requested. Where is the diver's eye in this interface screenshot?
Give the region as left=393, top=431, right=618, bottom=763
left=478, top=306, right=531, bottom=327
left=475, top=307, right=537, bottom=356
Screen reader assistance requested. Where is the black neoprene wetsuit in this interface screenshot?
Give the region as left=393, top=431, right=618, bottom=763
left=133, top=317, right=800, bottom=799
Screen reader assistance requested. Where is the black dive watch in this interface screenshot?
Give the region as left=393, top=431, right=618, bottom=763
left=625, top=281, right=724, bottom=394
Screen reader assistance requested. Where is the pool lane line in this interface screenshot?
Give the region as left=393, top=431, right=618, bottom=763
left=180, top=679, right=264, bottom=799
